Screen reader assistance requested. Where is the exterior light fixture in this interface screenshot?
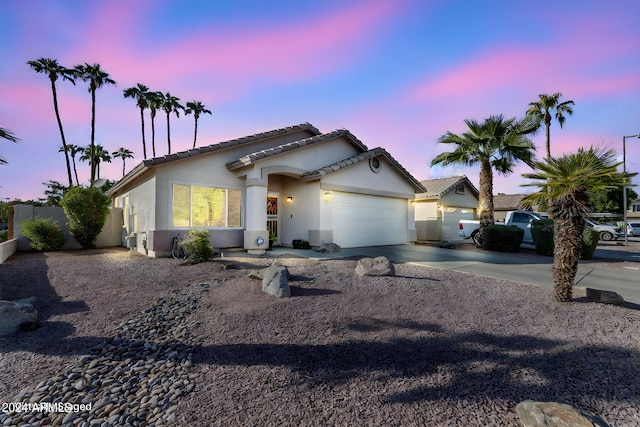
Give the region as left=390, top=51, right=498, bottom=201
left=324, top=192, right=331, bottom=201
left=286, top=196, right=293, bottom=204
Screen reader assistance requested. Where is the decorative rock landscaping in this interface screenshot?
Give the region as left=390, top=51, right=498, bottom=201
left=0, top=282, right=211, bottom=426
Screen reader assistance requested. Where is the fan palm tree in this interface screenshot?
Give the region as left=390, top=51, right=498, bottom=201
left=162, top=92, right=184, bottom=155
left=27, top=58, right=76, bottom=186
left=80, top=144, right=112, bottom=180
left=112, top=147, right=134, bottom=177
left=521, top=147, right=634, bottom=302
left=185, top=101, right=212, bottom=148
left=431, top=115, right=538, bottom=244
left=123, top=83, right=150, bottom=159
left=74, top=63, right=116, bottom=185
left=147, top=91, right=164, bottom=157
left=526, top=92, right=575, bottom=158
left=59, top=144, right=83, bottom=185
left=0, top=127, right=20, bottom=165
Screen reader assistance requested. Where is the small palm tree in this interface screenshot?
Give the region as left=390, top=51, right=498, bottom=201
left=59, top=144, right=83, bottom=185
left=80, top=144, right=112, bottom=180
left=162, top=92, right=184, bottom=154
left=147, top=91, right=164, bottom=157
left=74, top=63, right=117, bottom=185
left=521, top=147, right=634, bottom=302
left=431, top=115, right=537, bottom=243
left=526, top=93, right=575, bottom=158
left=0, top=127, right=20, bottom=165
left=185, top=101, right=212, bottom=148
left=27, top=58, right=76, bottom=186
left=112, top=147, right=134, bottom=177
left=123, top=83, right=150, bottom=159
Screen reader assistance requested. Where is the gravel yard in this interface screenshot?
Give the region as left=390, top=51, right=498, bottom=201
left=1, top=247, right=639, bottom=426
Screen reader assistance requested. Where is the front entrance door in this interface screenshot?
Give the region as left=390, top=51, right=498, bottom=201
left=267, top=194, right=278, bottom=244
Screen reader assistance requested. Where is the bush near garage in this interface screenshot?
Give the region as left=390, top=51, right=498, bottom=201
left=481, top=225, right=524, bottom=252
left=531, top=218, right=599, bottom=259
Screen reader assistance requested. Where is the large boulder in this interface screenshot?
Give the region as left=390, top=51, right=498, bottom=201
left=261, top=265, right=291, bottom=298
left=0, top=297, right=38, bottom=336
left=586, top=288, right=624, bottom=305
left=516, top=400, right=610, bottom=427
left=355, top=256, right=395, bottom=277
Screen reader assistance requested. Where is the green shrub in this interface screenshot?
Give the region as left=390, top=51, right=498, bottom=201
left=531, top=219, right=554, bottom=256
left=60, top=186, right=110, bottom=249
left=531, top=219, right=600, bottom=259
left=481, top=225, right=524, bottom=252
left=581, top=227, right=599, bottom=260
left=19, top=216, right=65, bottom=251
left=181, top=228, right=214, bottom=264
left=0, top=230, right=7, bottom=243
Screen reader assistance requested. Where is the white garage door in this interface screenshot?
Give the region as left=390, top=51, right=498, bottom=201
left=441, top=208, right=475, bottom=241
left=332, top=192, right=407, bottom=248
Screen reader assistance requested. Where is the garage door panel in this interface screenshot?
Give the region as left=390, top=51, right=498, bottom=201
left=332, top=192, right=406, bottom=248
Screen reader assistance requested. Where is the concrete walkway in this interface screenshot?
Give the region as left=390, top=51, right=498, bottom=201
left=267, top=242, right=640, bottom=304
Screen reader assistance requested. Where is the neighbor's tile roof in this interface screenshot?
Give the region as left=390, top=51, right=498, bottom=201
left=493, top=193, right=525, bottom=210
left=418, top=176, right=478, bottom=198
left=225, top=129, right=368, bottom=170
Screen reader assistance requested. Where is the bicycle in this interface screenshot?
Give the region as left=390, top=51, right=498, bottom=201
left=171, top=233, right=188, bottom=259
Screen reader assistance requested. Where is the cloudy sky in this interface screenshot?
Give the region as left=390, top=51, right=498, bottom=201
left=1, top=0, right=639, bottom=201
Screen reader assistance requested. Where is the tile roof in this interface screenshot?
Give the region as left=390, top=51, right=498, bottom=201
left=225, top=129, right=368, bottom=170
left=493, top=193, right=525, bottom=210
left=418, top=176, right=478, bottom=198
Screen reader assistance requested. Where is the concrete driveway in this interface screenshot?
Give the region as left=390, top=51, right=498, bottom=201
left=268, top=240, right=640, bottom=304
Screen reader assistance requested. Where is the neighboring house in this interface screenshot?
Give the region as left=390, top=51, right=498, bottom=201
left=414, top=176, right=478, bottom=241
left=630, top=199, right=640, bottom=219
left=493, top=193, right=525, bottom=222
left=107, top=123, right=426, bottom=257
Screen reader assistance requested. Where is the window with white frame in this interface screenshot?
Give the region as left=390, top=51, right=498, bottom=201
left=172, top=184, right=241, bottom=227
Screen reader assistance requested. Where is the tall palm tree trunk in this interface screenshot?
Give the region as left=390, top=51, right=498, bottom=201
left=90, top=89, right=97, bottom=184
left=71, top=154, right=79, bottom=186
left=51, top=82, right=74, bottom=187
left=544, top=114, right=552, bottom=158
left=478, top=158, right=495, bottom=234
left=552, top=214, right=584, bottom=301
left=192, top=118, right=199, bottom=149
left=166, top=112, right=172, bottom=154
left=140, top=107, right=147, bottom=158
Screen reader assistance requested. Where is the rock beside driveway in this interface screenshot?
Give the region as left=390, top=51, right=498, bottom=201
left=586, top=288, right=625, bottom=305
left=516, top=400, right=610, bottom=427
left=355, top=256, right=395, bottom=277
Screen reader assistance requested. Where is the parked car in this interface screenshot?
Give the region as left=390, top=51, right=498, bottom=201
left=459, top=210, right=546, bottom=246
left=629, top=222, right=640, bottom=236
left=584, top=219, right=622, bottom=241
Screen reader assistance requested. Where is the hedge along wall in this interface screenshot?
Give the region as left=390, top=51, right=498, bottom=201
left=10, top=205, right=124, bottom=252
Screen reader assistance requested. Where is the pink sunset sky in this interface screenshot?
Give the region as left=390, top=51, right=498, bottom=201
left=1, top=0, right=639, bottom=201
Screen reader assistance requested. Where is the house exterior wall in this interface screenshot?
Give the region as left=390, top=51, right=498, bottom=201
left=414, top=200, right=442, bottom=241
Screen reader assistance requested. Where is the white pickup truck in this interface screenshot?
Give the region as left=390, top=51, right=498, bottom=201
left=458, top=210, right=547, bottom=246
left=459, top=211, right=623, bottom=246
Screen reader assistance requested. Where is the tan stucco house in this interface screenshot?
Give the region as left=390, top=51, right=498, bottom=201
left=107, top=123, right=426, bottom=257
left=414, top=176, right=478, bottom=241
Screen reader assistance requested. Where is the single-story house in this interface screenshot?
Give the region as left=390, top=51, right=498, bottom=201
left=414, top=176, right=478, bottom=241
left=107, top=123, right=426, bottom=257
left=493, top=193, right=525, bottom=222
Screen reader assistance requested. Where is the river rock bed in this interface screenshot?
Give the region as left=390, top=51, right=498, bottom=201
left=0, top=281, right=211, bottom=426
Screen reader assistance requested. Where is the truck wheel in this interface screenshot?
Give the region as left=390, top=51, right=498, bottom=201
left=471, top=230, right=482, bottom=247
left=599, top=231, right=613, bottom=241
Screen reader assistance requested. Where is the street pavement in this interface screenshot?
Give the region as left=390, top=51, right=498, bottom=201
left=267, top=241, right=640, bottom=304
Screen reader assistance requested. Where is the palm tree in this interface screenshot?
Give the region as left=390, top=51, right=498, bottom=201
left=0, top=127, right=20, bottom=165
left=80, top=144, right=112, bottom=180
left=112, top=147, right=134, bottom=177
left=27, top=58, right=76, bottom=186
left=431, top=115, right=537, bottom=244
left=123, top=84, right=150, bottom=159
left=526, top=92, right=575, bottom=158
left=521, top=147, right=634, bottom=302
left=59, top=144, right=83, bottom=185
left=185, top=101, right=212, bottom=148
left=161, top=92, right=184, bottom=154
left=147, top=91, right=164, bottom=157
left=74, top=63, right=116, bottom=185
